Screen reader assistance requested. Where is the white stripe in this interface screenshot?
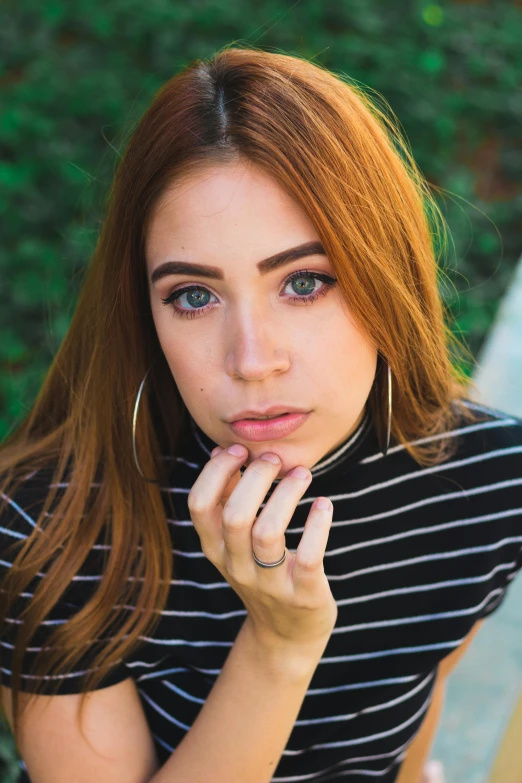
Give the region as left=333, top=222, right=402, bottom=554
left=152, top=732, right=175, bottom=754
left=125, top=657, right=168, bottom=669
left=0, top=525, right=27, bottom=540
left=0, top=662, right=123, bottom=679
left=21, top=469, right=39, bottom=481
left=360, top=416, right=518, bottom=464
left=113, top=603, right=245, bottom=619
left=305, top=414, right=372, bottom=479
left=138, top=666, right=192, bottom=682
left=312, top=478, right=522, bottom=531
left=333, top=587, right=504, bottom=634
left=0, top=558, right=47, bottom=577
left=283, top=684, right=434, bottom=753
left=320, top=637, right=468, bottom=664
left=338, top=561, right=516, bottom=606
left=137, top=688, right=191, bottom=731
left=295, top=673, right=435, bottom=727
left=0, top=492, right=38, bottom=527
left=0, top=635, right=125, bottom=652
left=1, top=559, right=105, bottom=582
left=274, top=748, right=408, bottom=780
left=326, top=536, right=522, bottom=581
left=321, top=445, right=522, bottom=507
left=0, top=589, right=34, bottom=599
left=161, top=678, right=205, bottom=704
left=4, top=616, right=67, bottom=626
left=136, top=635, right=233, bottom=648
left=159, top=661, right=425, bottom=689
left=331, top=507, right=522, bottom=557
left=138, top=667, right=420, bottom=691
left=307, top=675, right=420, bottom=695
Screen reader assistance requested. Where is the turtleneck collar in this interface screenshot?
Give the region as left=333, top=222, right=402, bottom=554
left=183, top=405, right=379, bottom=483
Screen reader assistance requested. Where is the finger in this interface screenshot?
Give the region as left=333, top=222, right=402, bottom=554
left=251, top=465, right=312, bottom=566
left=220, top=453, right=283, bottom=563
left=188, top=445, right=249, bottom=556
left=292, top=497, right=333, bottom=587
left=210, top=447, right=242, bottom=504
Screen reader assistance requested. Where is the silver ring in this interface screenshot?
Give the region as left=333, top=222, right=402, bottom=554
left=252, top=549, right=287, bottom=568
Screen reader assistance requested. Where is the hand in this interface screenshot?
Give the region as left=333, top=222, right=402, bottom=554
left=187, top=443, right=338, bottom=649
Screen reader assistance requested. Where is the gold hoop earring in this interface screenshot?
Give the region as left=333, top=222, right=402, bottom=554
left=132, top=362, right=160, bottom=484
left=382, top=361, right=392, bottom=457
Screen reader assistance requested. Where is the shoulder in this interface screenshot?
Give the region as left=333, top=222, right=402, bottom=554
left=454, top=398, right=522, bottom=443
left=0, top=466, right=57, bottom=545
left=0, top=464, right=105, bottom=601
left=444, top=398, right=522, bottom=468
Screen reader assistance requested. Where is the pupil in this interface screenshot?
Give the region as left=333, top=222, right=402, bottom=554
left=293, top=276, right=314, bottom=295
left=187, top=289, right=209, bottom=308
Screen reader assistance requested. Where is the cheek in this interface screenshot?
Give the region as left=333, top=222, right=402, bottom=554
left=156, top=327, right=213, bottom=397
left=314, top=315, right=374, bottom=367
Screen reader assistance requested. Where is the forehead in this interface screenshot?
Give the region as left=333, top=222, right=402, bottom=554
left=145, top=161, right=318, bottom=274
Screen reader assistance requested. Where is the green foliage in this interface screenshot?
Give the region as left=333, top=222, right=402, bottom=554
left=1, top=0, right=521, bottom=777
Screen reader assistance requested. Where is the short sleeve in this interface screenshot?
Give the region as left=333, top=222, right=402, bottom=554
left=1, top=470, right=130, bottom=694
left=478, top=541, right=522, bottom=620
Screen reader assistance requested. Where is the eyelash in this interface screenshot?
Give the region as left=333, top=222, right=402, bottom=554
left=160, top=269, right=338, bottom=319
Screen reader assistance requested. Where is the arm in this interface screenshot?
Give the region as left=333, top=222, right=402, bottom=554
left=1, top=619, right=327, bottom=783
left=395, top=620, right=484, bottom=783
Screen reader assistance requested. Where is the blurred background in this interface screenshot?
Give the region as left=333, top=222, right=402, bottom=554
left=1, top=1, right=521, bottom=781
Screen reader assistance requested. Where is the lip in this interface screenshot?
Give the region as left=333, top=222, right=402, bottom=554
left=228, top=412, right=311, bottom=441
left=227, top=405, right=309, bottom=423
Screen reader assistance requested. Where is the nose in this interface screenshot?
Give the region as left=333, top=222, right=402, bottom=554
left=224, top=301, right=291, bottom=380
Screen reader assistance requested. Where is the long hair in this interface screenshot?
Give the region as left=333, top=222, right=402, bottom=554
left=0, top=44, right=485, bottom=748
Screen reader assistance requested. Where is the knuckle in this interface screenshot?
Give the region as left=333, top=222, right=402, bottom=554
left=221, top=507, right=246, bottom=529
left=187, top=494, right=205, bottom=515
left=295, top=555, right=318, bottom=574
left=252, top=528, right=280, bottom=549
left=224, top=557, right=250, bottom=586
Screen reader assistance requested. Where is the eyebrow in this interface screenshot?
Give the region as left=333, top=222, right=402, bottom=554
left=150, top=240, right=327, bottom=285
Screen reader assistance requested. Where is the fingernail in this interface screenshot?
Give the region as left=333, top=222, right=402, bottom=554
left=289, top=465, right=309, bottom=479
left=260, top=453, right=280, bottom=465
left=227, top=444, right=247, bottom=457
left=315, top=497, right=331, bottom=510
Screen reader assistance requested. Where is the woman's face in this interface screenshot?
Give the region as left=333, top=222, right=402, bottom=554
left=146, top=159, right=377, bottom=479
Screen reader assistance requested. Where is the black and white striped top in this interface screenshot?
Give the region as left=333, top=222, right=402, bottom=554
left=2, top=399, right=522, bottom=783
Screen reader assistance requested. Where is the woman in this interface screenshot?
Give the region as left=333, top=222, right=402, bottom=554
left=1, top=46, right=521, bottom=783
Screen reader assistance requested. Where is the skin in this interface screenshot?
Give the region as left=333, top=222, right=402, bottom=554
left=146, top=158, right=378, bottom=481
